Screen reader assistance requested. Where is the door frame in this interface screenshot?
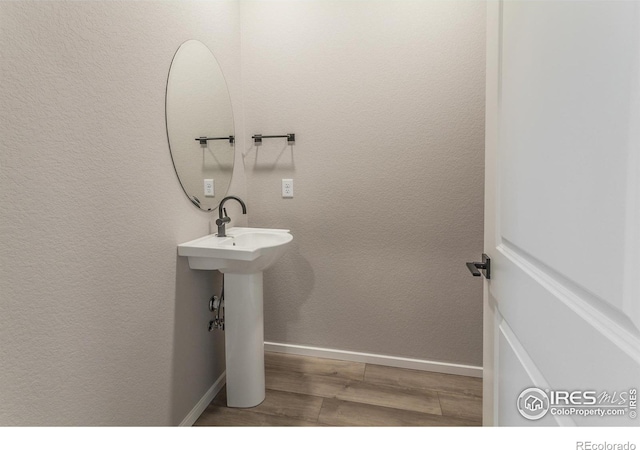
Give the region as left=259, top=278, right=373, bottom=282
left=482, top=0, right=500, bottom=426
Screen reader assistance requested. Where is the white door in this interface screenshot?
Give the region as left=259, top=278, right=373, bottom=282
left=482, top=0, right=640, bottom=426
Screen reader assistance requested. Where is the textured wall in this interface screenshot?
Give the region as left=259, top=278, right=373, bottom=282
left=0, top=1, right=244, bottom=425
left=241, top=1, right=486, bottom=366
left=1, top=0, right=486, bottom=426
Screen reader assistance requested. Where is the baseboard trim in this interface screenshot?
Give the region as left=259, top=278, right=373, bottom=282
left=264, top=342, right=483, bottom=378
left=179, top=371, right=226, bottom=427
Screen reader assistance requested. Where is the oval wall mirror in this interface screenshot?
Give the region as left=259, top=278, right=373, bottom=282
left=166, top=40, right=235, bottom=211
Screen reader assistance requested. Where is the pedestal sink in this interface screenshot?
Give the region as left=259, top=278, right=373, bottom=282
left=177, top=227, right=292, bottom=407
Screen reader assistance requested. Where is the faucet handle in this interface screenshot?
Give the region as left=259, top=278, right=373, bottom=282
left=216, top=216, right=231, bottom=226
left=223, top=207, right=228, bottom=218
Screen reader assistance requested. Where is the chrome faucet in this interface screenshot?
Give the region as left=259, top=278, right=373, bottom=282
left=216, top=196, right=247, bottom=237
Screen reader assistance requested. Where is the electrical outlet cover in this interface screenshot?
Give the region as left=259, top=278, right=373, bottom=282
left=282, top=179, right=293, bottom=198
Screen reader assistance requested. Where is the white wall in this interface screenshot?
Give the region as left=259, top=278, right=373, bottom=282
left=241, top=0, right=486, bottom=366
left=0, top=1, right=244, bottom=425
left=0, top=0, right=486, bottom=426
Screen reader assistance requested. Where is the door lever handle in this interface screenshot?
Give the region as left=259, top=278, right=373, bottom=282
left=466, top=254, right=491, bottom=279
left=466, top=262, right=483, bottom=276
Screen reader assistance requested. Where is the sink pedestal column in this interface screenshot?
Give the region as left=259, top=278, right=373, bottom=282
left=223, top=272, right=265, bottom=408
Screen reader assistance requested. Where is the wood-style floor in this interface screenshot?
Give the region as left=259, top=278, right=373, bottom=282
left=194, top=352, right=482, bottom=427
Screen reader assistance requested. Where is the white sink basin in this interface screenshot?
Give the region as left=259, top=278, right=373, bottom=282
left=178, top=226, right=293, bottom=407
left=178, top=227, right=293, bottom=273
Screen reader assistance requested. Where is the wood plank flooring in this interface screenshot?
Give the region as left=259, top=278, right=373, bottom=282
left=193, top=352, right=482, bottom=427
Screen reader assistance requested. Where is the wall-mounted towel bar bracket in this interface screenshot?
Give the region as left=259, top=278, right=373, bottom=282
left=196, top=136, right=235, bottom=145
left=252, top=133, right=295, bottom=145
